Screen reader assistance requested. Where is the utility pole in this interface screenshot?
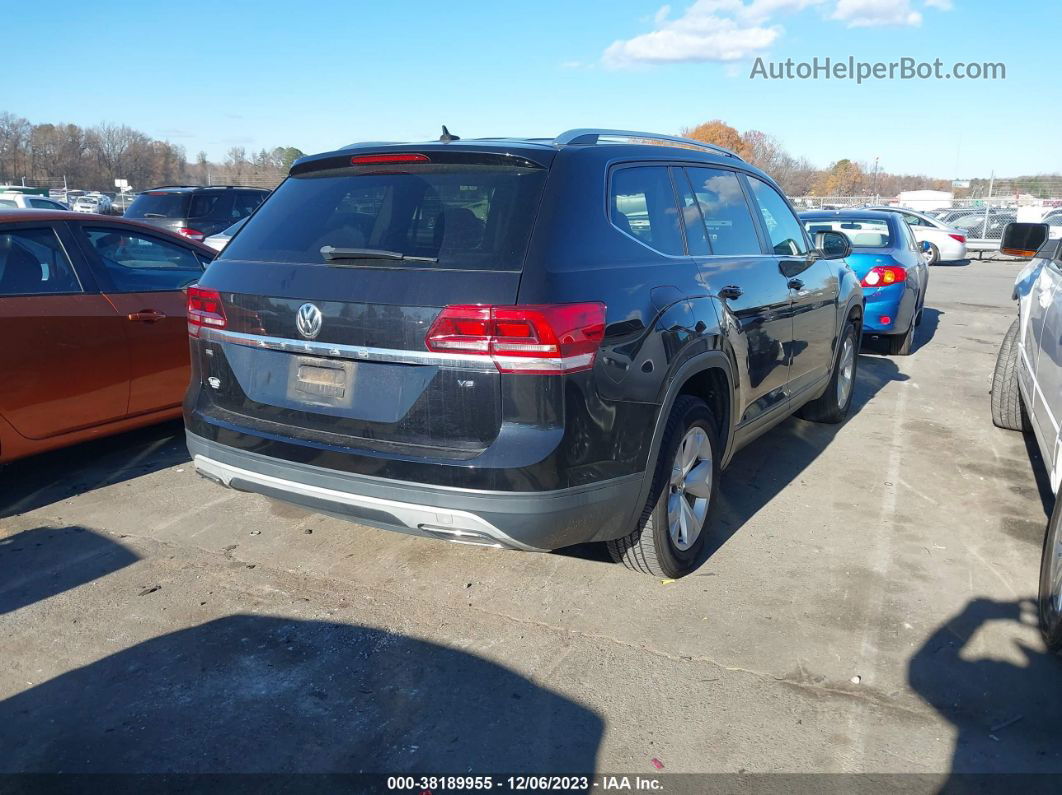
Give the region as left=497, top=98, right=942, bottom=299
left=871, top=156, right=880, bottom=201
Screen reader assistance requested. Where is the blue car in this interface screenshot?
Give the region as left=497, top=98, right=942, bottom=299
left=801, top=210, right=930, bottom=355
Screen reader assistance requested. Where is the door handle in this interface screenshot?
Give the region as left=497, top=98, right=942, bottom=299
left=787, top=278, right=805, bottom=291
left=128, top=310, right=166, bottom=323
left=718, top=285, right=743, bottom=300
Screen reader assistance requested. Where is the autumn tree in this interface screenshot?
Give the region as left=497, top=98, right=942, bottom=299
left=811, top=159, right=866, bottom=196
left=681, top=120, right=749, bottom=158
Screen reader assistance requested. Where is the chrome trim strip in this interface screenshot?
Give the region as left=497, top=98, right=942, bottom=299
left=201, top=327, right=497, bottom=370
left=201, top=328, right=594, bottom=372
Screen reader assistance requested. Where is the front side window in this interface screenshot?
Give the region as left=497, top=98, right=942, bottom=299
left=0, top=227, right=81, bottom=296
left=684, top=168, right=762, bottom=256
left=83, top=227, right=204, bottom=292
left=748, top=177, right=808, bottom=256
left=610, top=166, right=685, bottom=256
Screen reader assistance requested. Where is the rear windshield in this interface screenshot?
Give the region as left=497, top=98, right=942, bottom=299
left=220, top=163, right=547, bottom=271
left=803, top=219, right=891, bottom=248
left=126, top=192, right=189, bottom=219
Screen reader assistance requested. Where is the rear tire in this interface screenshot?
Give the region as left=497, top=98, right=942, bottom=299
left=607, top=396, right=717, bottom=578
left=1039, top=485, right=1062, bottom=653
left=887, top=322, right=915, bottom=356
left=991, top=318, right=1031, bottom=432
left=925, top=242, right=940, bottom=265
left=798, top=319, right=859, bottom=424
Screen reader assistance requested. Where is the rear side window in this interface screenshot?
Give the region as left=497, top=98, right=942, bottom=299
left=0, top=199, right=16, bottom=208
left=83, top=227, right=204, bottom=292
left=610, top=166, right=684, bottom=256
left=747, top=177, right=809, bottom=256
left=0, top=227, right=81, bottom=296
left=222, top=163, right=547, bottom=271
left=126, top=192, right=188, bottom=219
left=684, top=168, right=762, bottom=256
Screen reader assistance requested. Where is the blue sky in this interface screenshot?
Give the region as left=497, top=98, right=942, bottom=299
left=2, top=0, right=1057, bottom=177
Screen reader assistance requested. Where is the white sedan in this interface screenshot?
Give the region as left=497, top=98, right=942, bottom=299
left=991, top=221, right=1062, bottom=650
left=863, top=206, right=968, bottom=264
left=0, top=192, right=70, bottom=211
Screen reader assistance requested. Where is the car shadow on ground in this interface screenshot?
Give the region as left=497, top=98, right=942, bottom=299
left=0, top=420, right=188, bottom=519
left=0, top=615, right=603, bottom=776
left=908, top=597, right=1062, bottom=775
left=0, top=525, right=139, bottom=615
left=563, top=354, right=909, bottom=569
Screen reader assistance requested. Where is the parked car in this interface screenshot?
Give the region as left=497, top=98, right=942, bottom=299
left=1041, top=208, right=1062, bottom=238
left=801, top=210, right=929, bottom=355
left=204, top=217, right=247, bottom=252
left=861, top=206, right=967, bottom=264
left=124, top=185, right=268, bottom=242
left=0, top=209, right=215, bottom=463
left=184, top=128, right=863, bottom=578
left=0, top=192, right=70, bottom=211
left=72, top=194, right=113, bottom=215
left=990, top=221, right=1062, bottom=650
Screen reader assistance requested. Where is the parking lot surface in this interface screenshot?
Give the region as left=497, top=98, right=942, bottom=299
left=2, top=258, right=1060, bottom=778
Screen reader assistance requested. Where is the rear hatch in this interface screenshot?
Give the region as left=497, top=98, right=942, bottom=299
left=192, top=148, right=553, bottom=456
left=125, top=190, right=190, bottom=234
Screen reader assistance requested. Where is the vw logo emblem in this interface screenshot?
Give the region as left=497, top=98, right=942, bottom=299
left=296, top=303, right=323, bottom=339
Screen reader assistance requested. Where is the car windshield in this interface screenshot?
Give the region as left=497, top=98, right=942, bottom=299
left=803, top=219, right=891, bottom=248
left=125, top=192, right=188, bottom=218
left=221, top=162, right=548, bottom=271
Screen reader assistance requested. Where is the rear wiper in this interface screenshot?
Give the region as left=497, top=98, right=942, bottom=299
left=320, top=245, right=438, bottom=264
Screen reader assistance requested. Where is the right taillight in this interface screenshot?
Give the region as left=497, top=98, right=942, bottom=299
left=425, top=303, right=606, bottom=375
left=186, top=286, right=227, bottom=336
left=949, top=233, right=966, bottom=243
left=861, top=266, right=907, bottom=288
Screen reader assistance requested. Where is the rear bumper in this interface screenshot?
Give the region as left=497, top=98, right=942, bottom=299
left=187, top=432, right=643, bottom=551
left=862, top=283, right=916, bottom=334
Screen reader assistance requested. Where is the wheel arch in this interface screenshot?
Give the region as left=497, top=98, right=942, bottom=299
left=617, top=350, right=736, bottom=536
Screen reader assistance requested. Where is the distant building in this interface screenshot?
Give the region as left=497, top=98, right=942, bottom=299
left=896, top=190, right=953, bottom=210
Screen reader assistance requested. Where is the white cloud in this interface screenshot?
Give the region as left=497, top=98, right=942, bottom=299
left=830, top=0, right=923, bottom=27
left=603, top=0, right=823, bottom=66
left=603, top=0, right=947, bottom=67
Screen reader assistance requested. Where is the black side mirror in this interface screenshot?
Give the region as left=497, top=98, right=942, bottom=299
left=1000, top=222, right=1049, bottom=258
left=814, top=230, right=851, bottom=260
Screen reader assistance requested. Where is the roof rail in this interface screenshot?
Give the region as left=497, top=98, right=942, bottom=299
left=146, top=185, right=270, bottom=191
left=554, top=129, right=744, bottom=160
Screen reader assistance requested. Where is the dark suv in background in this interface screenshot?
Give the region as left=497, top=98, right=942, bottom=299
left=125, top=185, right=269, bottom=243
left=183, top=128, right=862, bottom=577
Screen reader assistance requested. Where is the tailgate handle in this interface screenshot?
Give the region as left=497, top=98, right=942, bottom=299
left=128, top=309, right=167, bottom=323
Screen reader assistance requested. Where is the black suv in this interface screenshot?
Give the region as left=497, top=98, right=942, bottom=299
left=184, top=129, right=862, bottom=577
left=125, top=185, right=269, bottom=242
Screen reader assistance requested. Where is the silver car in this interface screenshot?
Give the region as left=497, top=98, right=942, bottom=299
left=991, top=221, right=1062, bottom=650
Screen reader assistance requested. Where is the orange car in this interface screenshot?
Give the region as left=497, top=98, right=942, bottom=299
left=0, top=209, right=216, bottom=462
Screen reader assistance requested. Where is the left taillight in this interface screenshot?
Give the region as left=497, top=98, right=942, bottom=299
left=186, top=286, right=227, bottom=337
left=861, top=266, right=907, bottom=288
left=425, top=303, right=606, bottom=375
left=949, top=233, right=966, bottom=244
left=178, top=227, right=205, bottom=241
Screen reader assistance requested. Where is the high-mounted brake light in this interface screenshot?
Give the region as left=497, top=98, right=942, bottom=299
left=861, top=265, right=907, bottom=288
left=178, top=227, right=205, bottom=242
left=425, top=303, right=606, bottom=375
left=948, top=233, right=966, bottom=243
left=350, top=153, right=430, bottom=165
left=187, top=286, right=227, bottom=336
